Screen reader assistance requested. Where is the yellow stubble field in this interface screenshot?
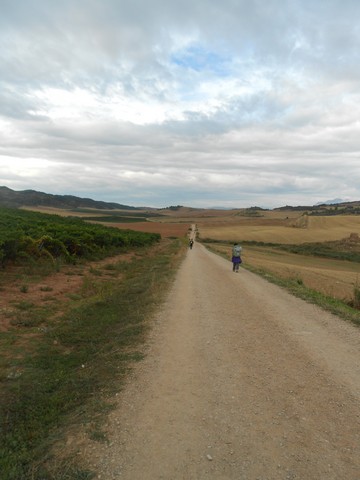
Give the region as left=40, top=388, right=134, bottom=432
left=198, top=214, right=360, bottom=302
left=199, top=215, right=360, bottom=244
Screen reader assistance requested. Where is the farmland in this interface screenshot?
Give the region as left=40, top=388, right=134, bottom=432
left=12, top=205, right=360, bottom=305
left=109, top=221, right=190, bottom=238
left=198, top=214, right=360, bottom=244
left=20, top=206, right=190, bottom=238
left=3, top=202, right=360, bottom=307
left=0, top=207, right=161, bottom=267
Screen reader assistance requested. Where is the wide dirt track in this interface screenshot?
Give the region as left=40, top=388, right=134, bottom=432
left=83, top=241, right=360, bottom=479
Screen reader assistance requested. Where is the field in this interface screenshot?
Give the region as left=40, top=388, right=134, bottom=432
left=208, top=243, right=359, bottom=302
left=8, top=204, right=360, bottom=304
left=21, top=206, right=191, bottom=238
left=198, top=214, right=360, bottom=244
left=109, top=206, right=359, bottom=305
left=109, top=221, right=190, bottom=238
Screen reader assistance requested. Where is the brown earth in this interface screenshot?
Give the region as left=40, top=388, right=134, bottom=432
left=0, top=219, right=188, bottom=332
left=68, top=240, right=360, bottom=479
left=0, top=253, right=134, bottom=332
left=110, top=221, right=190, bottom=238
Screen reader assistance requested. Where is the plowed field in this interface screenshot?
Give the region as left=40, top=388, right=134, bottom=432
left=111, top=221, right=190, bottom=238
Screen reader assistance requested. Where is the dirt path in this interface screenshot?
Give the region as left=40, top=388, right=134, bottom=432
left=81, top=241, right=360, bottom=479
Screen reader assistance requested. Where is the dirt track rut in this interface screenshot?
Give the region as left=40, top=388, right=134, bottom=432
left=83, top=242, right=360, bottom=479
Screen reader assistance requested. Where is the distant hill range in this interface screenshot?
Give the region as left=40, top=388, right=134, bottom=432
left=0, top=186, right=359, bottom=213
left=315, top=198, right=345, bottom=206
left=0, top=186, right=137, bottom=210
left=274, top=200, right=360, bottom=214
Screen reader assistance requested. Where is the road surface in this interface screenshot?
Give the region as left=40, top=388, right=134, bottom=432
left=83, top=241, right=360, bottom=479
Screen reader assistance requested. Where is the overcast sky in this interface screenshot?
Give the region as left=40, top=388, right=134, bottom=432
left=1, top=0, right=359, bottom=208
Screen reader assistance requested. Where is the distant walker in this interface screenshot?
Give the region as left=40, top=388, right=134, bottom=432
left=231, top=243, right=242, bottom=272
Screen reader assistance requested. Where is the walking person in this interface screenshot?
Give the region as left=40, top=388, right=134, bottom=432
left=231, top=242, right=242, bottom=272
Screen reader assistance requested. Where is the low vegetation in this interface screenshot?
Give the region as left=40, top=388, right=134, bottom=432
left=0, top=207, right=160, bottom=268
left=0, top=238, right=186, bottom=480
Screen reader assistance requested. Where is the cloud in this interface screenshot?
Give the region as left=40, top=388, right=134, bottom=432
left=0, top=0, right=359, bottom=207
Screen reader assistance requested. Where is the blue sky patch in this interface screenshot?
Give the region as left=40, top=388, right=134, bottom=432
left=171, top=45, right=231, bottom=77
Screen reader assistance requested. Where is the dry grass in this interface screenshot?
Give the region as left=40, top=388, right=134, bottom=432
left=198, top=215, right=360, bottom=244
left=208, top=243, right=359, bottom=303
left=244, top=246, right=359, bottom=301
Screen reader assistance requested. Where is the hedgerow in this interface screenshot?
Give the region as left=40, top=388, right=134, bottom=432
left=0, top=207, right=160, bottom=266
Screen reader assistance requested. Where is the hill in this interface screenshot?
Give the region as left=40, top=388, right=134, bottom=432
left=275, top=201, right=360, bottom=215
left=0, top=186, right=137, bottom=210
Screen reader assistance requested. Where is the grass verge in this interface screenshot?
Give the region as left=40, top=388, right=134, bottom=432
left=0, top=238, right=186, bottom=480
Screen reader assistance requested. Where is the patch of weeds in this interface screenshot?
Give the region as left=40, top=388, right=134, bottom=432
left=0, top=331, right=17, bottom=351
left=13, top=300, right=34, bottom=311
left=19, top=284, right=29, bottom=293
left=79, top=277, right=101, bottom=298
left=9, top=303, right=56, bottom=328
left=66, top=293, right=83, bottom=301
left=65, top=270, right=84, bottom=276
left=350, top=279, right=360, bottom=310
left=102, top=264, right=120, bottom=278
left=88, top=428, right=108, bottom=443
left=103, top=264, right=116, bottom=271
left=40, top=286, right=54, bottom=292
left=23, top=257, right=58, bottom=277
left=30, top=461, right=95, bottom=480
left=54, top=258, right=63, bottom=273
left=42, top=295, right=59, bottom=303
left=89, top=267, right=102, bottom=276
left=128, top=351, right=145, bottom=362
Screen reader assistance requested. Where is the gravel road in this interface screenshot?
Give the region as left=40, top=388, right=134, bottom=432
left=83, top=241, right=360, bottom=479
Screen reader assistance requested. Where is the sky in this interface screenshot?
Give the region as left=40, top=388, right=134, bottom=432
left=1, top=0, right=360, bottom=209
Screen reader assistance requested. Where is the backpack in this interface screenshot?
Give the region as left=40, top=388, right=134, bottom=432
left=232, top=245, right=242, bottom=257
